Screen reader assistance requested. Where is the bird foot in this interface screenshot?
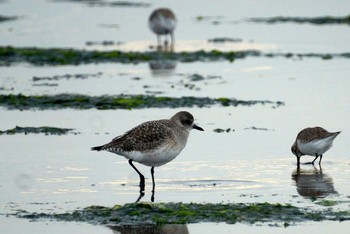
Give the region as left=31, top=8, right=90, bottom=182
left=135, top=191, right=145, bottom=203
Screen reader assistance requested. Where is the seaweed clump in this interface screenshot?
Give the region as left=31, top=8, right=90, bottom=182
left=0, top=46, right=259, bottom=66
left=0, top=15, right=18, bottom=23
left=52, top=0, right=151, bottom=8
left=0, top=94, right=284, bottom=110
left=15, top=202, right=350, bottom=226
left=0, top=126, right=76, bottom=135
left=1, top=46, right=349, bottom=66
left=249, top=15, right=350, bottom=25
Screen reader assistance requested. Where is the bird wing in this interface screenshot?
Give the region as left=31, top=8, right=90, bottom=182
left=103, top=120, right=173, bottom=152
left=297, top=127, right=335, bottom=142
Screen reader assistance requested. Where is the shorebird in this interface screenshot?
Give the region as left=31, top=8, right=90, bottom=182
left=148, top=8, right=177, bottom=47
left=91, top=111, right=203, bottom=201
left=291, top=127, right=340, bottom=165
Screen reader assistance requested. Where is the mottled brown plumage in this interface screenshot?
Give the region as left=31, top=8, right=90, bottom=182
left=296, top=127, right=337, bottom=143
left=149, top=8, right=176, bottom=23
left=101, top=120, right=173, bottom=152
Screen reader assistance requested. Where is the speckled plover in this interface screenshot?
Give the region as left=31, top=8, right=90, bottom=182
left=91, top=111, right=203, bottom=201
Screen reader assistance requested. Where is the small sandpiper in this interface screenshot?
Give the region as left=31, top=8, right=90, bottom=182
left=291, top=127, right=340, bottom=165
left=91, top=111, right=203, bottom=201
left=148, top=8, right=177, bottom=48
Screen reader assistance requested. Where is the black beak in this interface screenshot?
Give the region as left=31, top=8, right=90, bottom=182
left=193, top=124, right=204, bottom=131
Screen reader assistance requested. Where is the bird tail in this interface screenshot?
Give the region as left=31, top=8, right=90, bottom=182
left=334, top=131, right=341, bottom=138
left=91, top=145, right=103, bottom=151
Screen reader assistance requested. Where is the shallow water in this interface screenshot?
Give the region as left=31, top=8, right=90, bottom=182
left=1, top=0, right=350, bottom=53
left=1, top=0, right=350, bottom=233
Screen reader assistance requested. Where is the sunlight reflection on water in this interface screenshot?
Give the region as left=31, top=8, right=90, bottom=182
left=85, top=40, right=278, bottom=52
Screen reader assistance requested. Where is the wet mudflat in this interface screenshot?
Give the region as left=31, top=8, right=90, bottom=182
left=1, top=0, right=350, bottom=233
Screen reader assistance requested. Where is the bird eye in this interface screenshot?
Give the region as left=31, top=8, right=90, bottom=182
left=181, top=118, right=192, bottom=126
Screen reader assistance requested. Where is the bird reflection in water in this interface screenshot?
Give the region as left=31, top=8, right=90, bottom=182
left=149, top=58, right=176, bottom=77
left=109, top=224, right=189, bottom=234
left=291, top=165, right=337, bottom=199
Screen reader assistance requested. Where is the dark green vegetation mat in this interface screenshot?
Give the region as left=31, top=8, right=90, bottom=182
left=0, top=94, right=284, bottom=110
left=0, top=47, right=245, bottom=65
left=15, top=202, right=350, bottom=226
left=0, top=126, right=76, bottom=135
left=248, top=15, right=350, bottom=25
left=1, top=47, right=349, bottom=66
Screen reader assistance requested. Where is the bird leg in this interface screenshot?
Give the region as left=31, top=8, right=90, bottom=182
left=164, top=36, right=168, bottom=47
left=170, top=32, right=175, bottom=46
left=151, top=166, right=155, bottom=191
left=128, top=159, right=145, bottom=192
left=151, top=166, right=155, bottom=202
left=318, top=155, right=323, bottom=165
left=157, top=35, right=162, bottom=47
left=311, top=154, right=319, bottom=165
left=319, top=163, right=323, bottom=173
left=296, top=156, right=300, bottom=166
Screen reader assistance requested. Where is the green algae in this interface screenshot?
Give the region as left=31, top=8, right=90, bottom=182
left=15, top=202, right=350, bottom=226
left=1, top=46, right=350, bottom=66
left=0, top=47, right=240, bottom=66
left=315, top=200, right=339, bottom=207
left=213, top=128, right=233, bottom=133
left=248, top=15, right=350, bottom=25
left=0, top=94, right=284, bottom=110
left=0, top=126, right=76, bottom=135
left=0, top=46, right=240, bottom=66
left=208, top=37, right=242, bottom=43
left=216, top=97, right=231, bottom=106
left=244, top=126, right=274, bottom=131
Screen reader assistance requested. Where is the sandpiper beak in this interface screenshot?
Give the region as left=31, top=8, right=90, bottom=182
left=193, top=124, right=204, bottom=131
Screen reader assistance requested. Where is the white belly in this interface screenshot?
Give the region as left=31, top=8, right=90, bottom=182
left=298, top=136, right=335, bottom=156
left=149, top=17, right=176, bottom=35
left=118, top=143, right=185, bottom=167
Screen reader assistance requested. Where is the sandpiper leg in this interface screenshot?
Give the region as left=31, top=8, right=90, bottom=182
left=157, top=35, right=161, bottom=47
left=170, top=32, right=175, bottom=46
left=296, top=156, right=300, bottom=166
left=311, top=154, right=319, bottom=165
left=151, top=166, right=155, bottom=202
left=164, top=37, right=168, bottom=47
left=151, top=167, right=155, bottom=191
left=318, top=155, right=323, bottom=165
left=128, top=159, right=145, bottom=191
left=135, top=191, right=145, bottom=203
